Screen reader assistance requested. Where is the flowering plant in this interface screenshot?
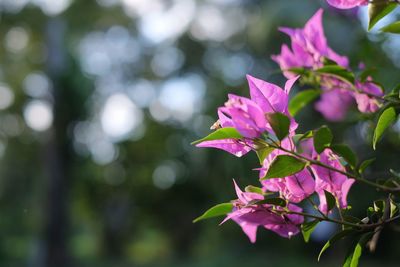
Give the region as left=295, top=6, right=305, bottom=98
left=192, top=4, right=400, bottom=267
left=327, top=0, right=400, bottom=31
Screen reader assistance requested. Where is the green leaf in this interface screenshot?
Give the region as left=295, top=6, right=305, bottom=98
left=293, top=131, right=313, bottom=145
left=299, top=130, right=313, bottom=140
left=391, top=83, right=400, bottom=95
left=383, top=178, right=400, bottom=188
left=389, top=199, right=399, bottom=218
left=193, top=203, right=233, bottom=223
left=373, top=200, right=385, bottom=215
left=313, top=126, right=333, bottom=154
left=331, top=144, right=357, bottom=168
left=287, top=67, right=307, bottom=75
left=380, top=20, right=400, bottom=34
left=343, top=232, right=373, bottom=267
left=318, top=229, right=356, bottom=261
left=358, top=158, right=375, bottom=174
left=316, top=65, right=355, bottom=84
left=289, top=89, right=321, bottom=116
left=245, top=185, right=264, bottom=195
left=261, top=155, right=306, bottom=180
left=256, top=147, right=275, bottom=165
left=255, top=197, right=287, bottom=207
left=324, top=190, right=337, bottom=212
left=367, top=206, right=380, bottom=223
left=343, top=215, right=362, bottom=224
left=266, top=112, right=290, bottom=141
left=368, top=2, right=397, bottom=31
left=301, top=219, right=319, bottom=243
left=323, top=57, right=339, bottom=66
left=359, top=68, right=376, bottom=83
left=390, top=169, right=400, bottom=178
left=191, top=127, right=243, bottom=145
left=373, top=107, right=397, bottom=149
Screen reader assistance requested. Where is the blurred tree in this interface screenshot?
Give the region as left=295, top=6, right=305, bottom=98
left=0, top=1, right=398, bottom=267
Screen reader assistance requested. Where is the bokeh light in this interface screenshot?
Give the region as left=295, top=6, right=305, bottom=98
left=23, top=100, right=53, bottom=131
left=101, top=93, right=143, bottom=141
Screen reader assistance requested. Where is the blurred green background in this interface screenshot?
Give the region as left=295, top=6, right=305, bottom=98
left=0, top=0, right=399, bottom=266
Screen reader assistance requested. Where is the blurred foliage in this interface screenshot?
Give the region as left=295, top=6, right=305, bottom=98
left=0, top=0, right=399, bottom=266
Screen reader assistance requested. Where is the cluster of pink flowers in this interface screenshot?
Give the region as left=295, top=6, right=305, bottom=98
left=193, top=7, right=392, bottom=244
left=327, top=0, right=368, bottom=9
left=221, top=180, right=304, bottom=242
left=272, top=9, right=383, bottom=121
left=197, top=74, right=355, bottom=242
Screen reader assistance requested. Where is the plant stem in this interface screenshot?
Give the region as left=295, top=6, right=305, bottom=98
left=270, top=143, right=400, bottom=193
left=283, top=210, right=400, bottom=230
left=307, top=197, right=328, bottom=219
left=286, top=67, right=400, bottom=105
left=337, top=206, right=345, bottom=230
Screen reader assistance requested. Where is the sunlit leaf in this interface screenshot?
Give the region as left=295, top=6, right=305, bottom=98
left=191, top=127, right=243, bottom=145
left=301, top=219, right=319, bottom=243
left=373, top=200, right=385, bottom=218
left=193, top=203, right=233, bottom=223
left=245, top=185, right=264, bottom=195
left=256, top=146, right=275, bottom=165
left=261, top=155, right=306, bottom=180
left=331, top=144, right=357, bottom=168
left=358, top=158, right=375, bottom=174
left=373, top=107, right=397, bottom=149
left=289, top=89, right=321, bottom=116
left=318, top=229, right=356, bottom=261
left=266, top=112, right=290, bottom=141
left=389, top=199, right=399, bottom=218
left=293, top=131, right=313, bottom=145
left=324, top=190, right=337, bottom=212
left=380, top=20, right=400, bottom=34
left=314, top=126, right=333, bottom=154
left=368, top=2, right=397, bottom=30
left=316, top=65, right=355, bottom=84
left=343, top=232, right=373, bottom=267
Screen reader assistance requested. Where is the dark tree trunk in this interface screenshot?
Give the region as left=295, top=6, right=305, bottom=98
left=43, top=18, right=70, bottom=267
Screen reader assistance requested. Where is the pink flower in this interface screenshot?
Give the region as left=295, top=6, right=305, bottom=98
left=327, top=0, right=368, bottom=9
left=223, top=94, right=267, bottom=138
left=264, top=204, right=304, bottom=238
left=284, top=170, right=317, bottom=203
left=310, top=149, right=355, bottom=213
left=247, top=74, right=299, bottom=133
left=259, top=137, right=295, bottom=179
left=196, top=75, right=300, bottom=156
left=354, top=80, right=383, bottom=113
left=316, top=178, right=355, bottom=214
left=271, top=44, right=300, bottom=79
left=222, top=180, right=303, bottom=242
left=196, top=108, right=254, bottom=157
left=272, top=8, right=383, bottom=121
left=272, top=9, right=349, bottom=78
left=272, top=9, right=355, bottom=121
left=259, top=138, right=315, bottom=203
left=315, top=86, right=354, bottom=121
left=196, top=139, right=253, bottom=157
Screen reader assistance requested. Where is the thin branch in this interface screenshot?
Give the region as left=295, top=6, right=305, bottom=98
left=367, top=197, right=391, bottom=252
left=271, top=144, right=400, bottom=193
left=307, top=197, right=328, bottom=219
left=283, top=209, right=400, bottom=230
left=282, top=67, right=400, bottom=105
